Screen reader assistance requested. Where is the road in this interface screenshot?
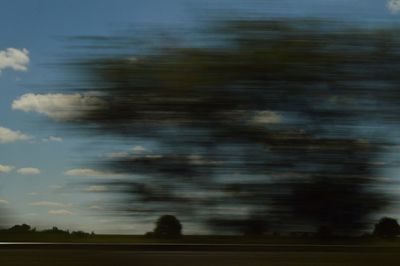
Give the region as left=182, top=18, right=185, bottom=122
left=1, top=243, right=400, bottom=265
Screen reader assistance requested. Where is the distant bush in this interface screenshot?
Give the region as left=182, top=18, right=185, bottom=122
left=153, top=215, right=182, bottom=238
left=71, top=230, right=90, bottom=238
left=373, top=217, right=400, bottom=238
left=41, top=226, right=70, bottom=235
left=7, top=224, right=33, bottom=233
left=0, top=224, right=94, bottom=238
left=144, top=231, right=154, bottom=238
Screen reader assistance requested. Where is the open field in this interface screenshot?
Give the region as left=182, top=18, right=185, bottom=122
left=2, top=246, right=400, bottom=266
left=3, top=234, right=400, bottom=265
left=2, top=234, right=400, bottom=246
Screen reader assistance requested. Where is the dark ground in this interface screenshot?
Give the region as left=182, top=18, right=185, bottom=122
left=1, top=244, right=400, bottom=265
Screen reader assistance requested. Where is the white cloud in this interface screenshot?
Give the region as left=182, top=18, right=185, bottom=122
left=12, top=93, right=105, bottom=121
left=0, top=164, right=14, bottom=173
left=84, top=185, right=108, bottom=192
left=388, top=0, right=400, bottom=13
left=0, top=198, right=9, bottom=204
left=30, top=201, right=72, bottom=207
left=64, top=168, right=121, bottom=178
left=48, top=209, right=74, bottom=215
left=0, top=48, right=29, bottom=72
left=0, top=127, right=30, bottom=143
left=42, top=136, right=63, bottom=142
left=17, top=167, right=41, bottom=175
left=250, top=111, right=282, bottom=125
left=132, top=145, right=147, bottom=153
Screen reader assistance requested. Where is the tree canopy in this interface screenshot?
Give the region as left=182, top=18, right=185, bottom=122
left=61, top=19, right=400, bottom=234
left=373, top=217, right=400, bottom=238
left=153, top=215, right=182, bottom=238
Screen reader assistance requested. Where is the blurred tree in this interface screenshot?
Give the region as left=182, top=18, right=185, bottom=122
left=60, top=19, right=400, bottom=235
left=8, top=224, right=32, bottom=233
left=41, top=226, right=69, bottom=235
left=153, top=215, right=182, bottom=238
left=71, top=231, right=90, bottom=238
left=373, top=217, right=400, bottom=238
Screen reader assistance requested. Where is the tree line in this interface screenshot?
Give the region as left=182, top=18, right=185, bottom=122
left=0, top=224, right=93, bottom=238
left=1, top=215, right=400, bottom=239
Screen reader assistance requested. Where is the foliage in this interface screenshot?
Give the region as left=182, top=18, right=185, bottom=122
left=0, top=224, right=92, bottom=238
left=153, top=215, right=182, bottom=238
left=41, top=226, right=70, bottom=235
left=7, top=224, right=34, bottom=233
left=59, top=19, right=400, bottom=234
left=373, top=217, right=400, bottom=238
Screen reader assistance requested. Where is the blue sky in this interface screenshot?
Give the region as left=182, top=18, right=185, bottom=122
left=0, top=0, right=399, bottom=234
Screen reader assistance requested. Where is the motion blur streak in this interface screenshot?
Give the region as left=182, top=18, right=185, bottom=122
left=56, top=18, right=400, bottom=236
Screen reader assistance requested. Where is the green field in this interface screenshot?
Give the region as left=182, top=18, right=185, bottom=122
left=2, top=235, right=400, bottom=265
left=1, top=249, right=400, bottom=266
left=1, top=233, right=400, bottom=246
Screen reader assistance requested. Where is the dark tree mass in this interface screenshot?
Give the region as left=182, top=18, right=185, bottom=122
left=62, top=19, right=400, bottom=235
left=373, top=217, right=400, bottom=238
left=153, top=215, right=182, bottom=238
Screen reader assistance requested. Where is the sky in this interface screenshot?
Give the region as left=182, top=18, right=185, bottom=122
left=0, top=0, right=400, bottom=234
